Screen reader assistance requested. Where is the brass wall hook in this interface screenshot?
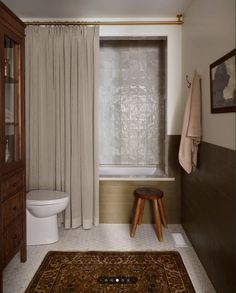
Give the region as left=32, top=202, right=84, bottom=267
left=186, top=75, right=191, bottom=88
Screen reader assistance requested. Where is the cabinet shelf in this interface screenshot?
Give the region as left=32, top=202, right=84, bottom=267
left=5, top=122, right=19, bottom=125
left=4, top=76, right=18, bottom=83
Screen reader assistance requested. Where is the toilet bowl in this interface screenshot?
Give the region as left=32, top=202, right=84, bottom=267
left=26, top=190, right=69, bottom=245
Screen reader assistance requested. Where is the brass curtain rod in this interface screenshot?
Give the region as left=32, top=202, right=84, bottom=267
left=25, top=14, right=183, bottom=26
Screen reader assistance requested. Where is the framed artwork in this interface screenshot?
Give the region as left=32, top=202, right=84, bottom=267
left=210, top=49, right=236, bottom=113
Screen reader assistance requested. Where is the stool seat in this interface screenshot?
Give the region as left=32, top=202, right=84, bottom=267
left=130, top=187, right=167, bottom=241
left=135, top=187, right=163, bottom=200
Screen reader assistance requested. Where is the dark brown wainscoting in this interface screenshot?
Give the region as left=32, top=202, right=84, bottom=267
left=182, top=141, right=236, bottom=293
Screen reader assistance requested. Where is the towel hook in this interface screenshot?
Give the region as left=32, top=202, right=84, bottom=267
left=186, top=75, right=191, bottom=88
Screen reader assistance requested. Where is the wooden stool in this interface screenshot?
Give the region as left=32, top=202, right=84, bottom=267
left=130, top=187, right=167, bottom=241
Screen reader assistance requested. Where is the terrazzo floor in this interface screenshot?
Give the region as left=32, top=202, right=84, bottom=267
left=3, top=224, right=216, bottom=293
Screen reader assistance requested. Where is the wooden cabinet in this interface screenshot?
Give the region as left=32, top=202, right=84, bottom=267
left=0, top=2, right=26, bottom=292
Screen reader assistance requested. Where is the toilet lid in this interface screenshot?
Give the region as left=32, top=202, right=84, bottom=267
left=27, top=190, right=69, bottom=206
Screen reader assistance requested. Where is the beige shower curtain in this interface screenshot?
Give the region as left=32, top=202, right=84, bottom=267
left=25, top=25, right=99, bottom=229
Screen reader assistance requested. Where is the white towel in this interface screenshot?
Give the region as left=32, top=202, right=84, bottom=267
left=179, top=71, right=202, bottom=174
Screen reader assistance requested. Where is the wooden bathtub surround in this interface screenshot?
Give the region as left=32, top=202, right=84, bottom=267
left=130, top=187, right=167, bottom=241
left=99, top=136, right=181, bottom=224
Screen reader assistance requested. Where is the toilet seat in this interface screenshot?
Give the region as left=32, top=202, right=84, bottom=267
left=27, top=190, right=69, bottom=206
left=26, top=189, right=70, bottom=245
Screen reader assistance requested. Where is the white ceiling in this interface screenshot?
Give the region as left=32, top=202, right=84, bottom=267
left=2, top=0, right=193, bottom=19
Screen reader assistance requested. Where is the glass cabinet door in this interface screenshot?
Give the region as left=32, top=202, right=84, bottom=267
left=4, top=36, right=22, bottom=164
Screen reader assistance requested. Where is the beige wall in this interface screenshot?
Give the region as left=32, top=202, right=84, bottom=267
left=182, top=2, right=236, bottom=290
left=182, top=0, right=235, bottom=150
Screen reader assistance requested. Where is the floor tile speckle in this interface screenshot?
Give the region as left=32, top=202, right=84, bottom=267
left=3, top=224, right=216, bottom=293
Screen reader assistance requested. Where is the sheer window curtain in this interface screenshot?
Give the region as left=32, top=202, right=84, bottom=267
left=25, top=25, right=99, bottom=229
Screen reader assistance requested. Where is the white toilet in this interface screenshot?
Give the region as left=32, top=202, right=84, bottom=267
left=26, top=190, right=69, bottom=245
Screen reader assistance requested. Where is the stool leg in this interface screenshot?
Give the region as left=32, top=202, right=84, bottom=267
left=138, top=199, right=145, bottom=225
left=158, top=198, right=167, bottom=228
left=130, top=198, right=143, bottom=237
left=152, top=199, right=163, bottom=241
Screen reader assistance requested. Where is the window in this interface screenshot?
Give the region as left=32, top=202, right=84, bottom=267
left=98, top=38, right=167, bottom=174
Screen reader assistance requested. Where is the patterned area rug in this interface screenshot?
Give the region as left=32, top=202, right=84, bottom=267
left=25, top=251, right=196, bottom=293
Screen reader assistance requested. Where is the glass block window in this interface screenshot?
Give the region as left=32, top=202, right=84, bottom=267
left=98, top=39, right=167, bottom=169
